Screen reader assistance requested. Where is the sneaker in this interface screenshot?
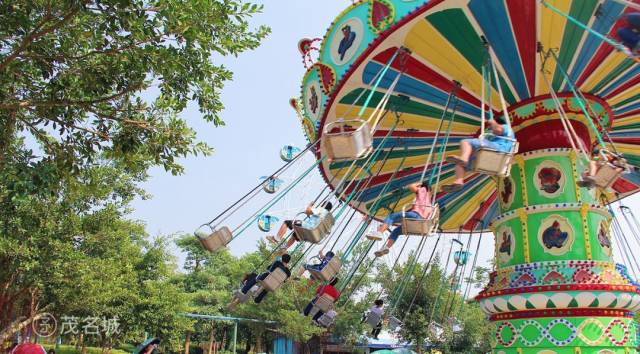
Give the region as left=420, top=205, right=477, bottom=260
left=266, top=235, right=278, bottom=244
left=374, top=248, right=390, bottom=257
left=577, top=180, right=594, bottom=188
left=366, top=231, right=383, bottom=241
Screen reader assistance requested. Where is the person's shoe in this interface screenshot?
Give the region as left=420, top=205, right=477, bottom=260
left=366, top=231, right=383, bottom=241
left=584, top=175, right=597, bottom=184
left=577, top=179, right=594, bottom=188
left=442, top=183, right=464, bottom=193
left=374, top=247, right=390, bottom=257
left=266, top=235, right=278, bottom=244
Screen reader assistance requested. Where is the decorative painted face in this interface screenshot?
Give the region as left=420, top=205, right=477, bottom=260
left=499, top=232, right=512, bottom=256
left=598, top=222, right=612, bottom=249
left=500, top=177, right=513, bottom=206
left=308, top=86, right=318, bottom=115
left=538, top=167, right=562, bottom=194
left=338, top=25, right=356, bottom=61
left=542, top=220, right=569, bottom=249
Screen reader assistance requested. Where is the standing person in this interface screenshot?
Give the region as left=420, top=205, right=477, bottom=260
left=266, top=202, right=333, bottom=250
left=254, top=254, right=292, bottom=304
left=618, top=13, right=640, bottom=56
left=442, top=118, right=515, bottom=192
left=362, top=299, right=385, bottom=339
left=303, top=278, right=340, bottom=321
left=368, top=182, right=433, bottom=257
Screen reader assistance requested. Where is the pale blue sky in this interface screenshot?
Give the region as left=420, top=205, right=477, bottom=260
left=129, top=1, right=640, bottom=281
left=130, top=1, right=349, bottom=256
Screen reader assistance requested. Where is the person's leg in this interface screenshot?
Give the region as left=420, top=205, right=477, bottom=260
left=303, top=301, right=314, bottom=316
left=589, top=160, right=598, bottom=176
left=458, top=139, right=473, bottom=162
left=627, top=13, right=640, bottom=29
left=254, top=290, right=268, bottom=303
left=379, top=211, right=403, bottom=232
left=618, top=27, right=640, bottom=50
left=312, top=310, right=325, bottom=322
left=368, top=211, right=403, bottom=241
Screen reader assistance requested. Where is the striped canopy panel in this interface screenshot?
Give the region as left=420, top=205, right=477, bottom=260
left=297, top=0, right=640, bottom=233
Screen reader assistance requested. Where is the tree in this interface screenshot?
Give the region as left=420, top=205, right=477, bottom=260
left=0, top=0, right=269, bottom=174
left=0, top=139, right=191, bottom=353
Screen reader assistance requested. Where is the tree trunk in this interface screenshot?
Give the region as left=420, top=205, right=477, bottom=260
left=207, top=326, right=215, bottom=354
left=184, top=331, right=191, bottom=354
left=220, top=329, right=227, bottom=351
left=255, top=335, right=263, bottom=353
left=0, top=313, right=48, bottom=344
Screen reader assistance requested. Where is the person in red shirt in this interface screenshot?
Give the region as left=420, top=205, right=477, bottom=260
left=303, top=277, right=340, bottom=321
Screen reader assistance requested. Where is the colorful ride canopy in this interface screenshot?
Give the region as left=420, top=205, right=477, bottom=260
left=297, top=0, right=640, bottom=232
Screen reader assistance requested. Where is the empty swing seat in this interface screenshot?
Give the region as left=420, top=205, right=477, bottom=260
left=388, top=316, right=402, bottom=331
left=323, top=119, right=373, bottom=161
left=365, top=311, right=383, bottom=328
left=429, top=321, right=445, bottom=340
left=308, top=257, right=341, bottom=282
left=400, top=204, right=440, bottom=236
left=293, top=212, right=335, bottom=243
left=195, top=226, right=233, bottom=252
left=316, top=311, right=337, bottom=328
left=259, top=268, right=288, bottom=292
left=471, top=134, right=519, bottom=177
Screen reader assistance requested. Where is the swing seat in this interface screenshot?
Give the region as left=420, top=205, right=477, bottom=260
left=453, top=251, right=470, bottom=266
left=364, top=311, right=383, bottom=328
left=592, top=160, right=626, bottom=189
left=309, top=294, right=337, bottom=318
left=259, top=268, right=288, bottom=292
left=323, top=119, right=373, bottom=161
left=233, top=289, right=250, bottom=304
left=280, top=145, right=301, bottom=162
left=247, top=284, right=263, bottom=299
left=259, top=176, right=284, bottom=194
left=308, top=257, right=341, bottom=282
left=388, top=316, right=402, bottom=331
left=429, top=321, right=445, bottom=340
left=293, top=212, right=335, bottom=243
left=195, top=226, right=233, bottom=252
left=400, top=204, right=440, bottom=236
left=471, top=135, right=519, bottom=177
left=447, top=317, right=463, bottom=333
left=316, top=310, right=337, bottom=328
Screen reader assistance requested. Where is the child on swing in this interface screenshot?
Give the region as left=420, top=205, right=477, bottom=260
left=578, top=147, right=627, bottom=188
left=367, top=182, right=433, bottom=257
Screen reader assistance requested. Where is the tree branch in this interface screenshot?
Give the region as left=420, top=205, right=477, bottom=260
left=0, top=82, right=145, bottom=110
left=0, top=6, right=82, bottom=72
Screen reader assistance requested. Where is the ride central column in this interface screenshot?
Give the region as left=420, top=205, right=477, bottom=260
left=476, top=100, right=640, bottom=353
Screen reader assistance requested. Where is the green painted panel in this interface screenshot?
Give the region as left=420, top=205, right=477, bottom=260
left=526, top=209, right=587, bottom=263
left=524, top=155, right=579, bottom=205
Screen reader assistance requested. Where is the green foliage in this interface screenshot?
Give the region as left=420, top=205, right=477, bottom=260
left=0, top=140, right=191, bottom=352
left=42, top=344, right=128, bottom=354
left=0, top=0, right=269, bottom=174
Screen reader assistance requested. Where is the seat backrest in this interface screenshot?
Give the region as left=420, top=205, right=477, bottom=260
left=315, top=294, right=336, bottom=312
left=262, top=267, right=288, bottom=292
left=366, top=311, right=383, bottom=327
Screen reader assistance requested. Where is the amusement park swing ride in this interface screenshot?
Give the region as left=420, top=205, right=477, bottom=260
left=195, top=0, right=640, bottom=352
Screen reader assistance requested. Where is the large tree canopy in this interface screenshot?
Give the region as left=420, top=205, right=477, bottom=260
left=0, top=0, right=269, bottom=174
